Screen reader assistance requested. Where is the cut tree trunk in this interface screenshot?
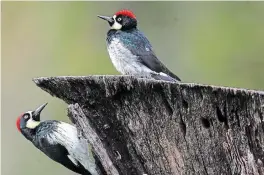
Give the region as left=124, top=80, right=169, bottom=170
left=33, top=75, right=264, bottom=175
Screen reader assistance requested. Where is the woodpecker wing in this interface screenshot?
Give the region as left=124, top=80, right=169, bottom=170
left=121, top=29, right=181, bottom=81
left=37, top=138, right=90, bottom=175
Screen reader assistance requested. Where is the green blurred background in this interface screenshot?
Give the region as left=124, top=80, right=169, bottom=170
left=2, top=2, right=264, bottom=175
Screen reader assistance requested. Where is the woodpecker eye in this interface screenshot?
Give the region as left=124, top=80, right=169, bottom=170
left=23, top=114, right=30, bottom=120
left=117, top=17, right=122, bottom=22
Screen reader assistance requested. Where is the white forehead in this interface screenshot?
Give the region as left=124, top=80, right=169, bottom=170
left=25, top=111, right=33, bottom=117
left=113, top=15, right=117, bottom=19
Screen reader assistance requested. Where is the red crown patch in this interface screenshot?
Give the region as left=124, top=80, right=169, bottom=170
left=115, top=9, right=136, bottom=19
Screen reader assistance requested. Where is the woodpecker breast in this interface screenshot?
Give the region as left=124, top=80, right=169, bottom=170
left=106, top=30, right=154, bottom=77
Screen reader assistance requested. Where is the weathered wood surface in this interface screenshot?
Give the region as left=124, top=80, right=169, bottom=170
left=34, top=75, right=264, bottom=175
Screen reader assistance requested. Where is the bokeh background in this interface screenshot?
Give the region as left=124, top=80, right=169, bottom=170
left=2, top=2, right=264, bottom=175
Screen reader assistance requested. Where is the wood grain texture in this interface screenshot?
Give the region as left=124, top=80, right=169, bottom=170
left=34, top=75, right=264, bottom=175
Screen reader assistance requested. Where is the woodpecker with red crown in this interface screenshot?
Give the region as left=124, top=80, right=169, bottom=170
left=98, top=9, right=181, bottom=82
left=16, top=103, right=103, bottom=175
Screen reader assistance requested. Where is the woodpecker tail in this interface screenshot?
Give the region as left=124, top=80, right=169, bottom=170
left=151, top=72, right=180, bottom=82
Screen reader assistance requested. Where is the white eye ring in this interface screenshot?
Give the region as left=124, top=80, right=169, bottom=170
left=117, top=17, right=122, bottom=22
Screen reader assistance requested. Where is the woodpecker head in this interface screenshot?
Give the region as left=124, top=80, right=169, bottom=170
left=98, top=9, right=137, bottom=31
left=16, top=103, right=47, bottom=138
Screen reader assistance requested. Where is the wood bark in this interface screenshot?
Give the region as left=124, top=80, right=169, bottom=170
left=33, top=75, right=264, bottom=175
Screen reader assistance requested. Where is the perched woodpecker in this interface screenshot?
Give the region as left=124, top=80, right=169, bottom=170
left=16, top=103, right=101, bottom=175
left=98, top=9, right=181, bottom=82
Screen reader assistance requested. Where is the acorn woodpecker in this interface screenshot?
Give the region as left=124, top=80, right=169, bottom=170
left=16, top=103, right=101, bottom=175
left=98, top=9, right=181, bottom=82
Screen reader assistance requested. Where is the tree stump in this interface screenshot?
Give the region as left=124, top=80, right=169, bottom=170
left=33, top=75, right=264, bottom=175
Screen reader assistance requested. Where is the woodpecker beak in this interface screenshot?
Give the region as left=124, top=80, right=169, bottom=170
left=97, top=15, right=114, bottom=23
left=32, top=103, right=48, bottom=121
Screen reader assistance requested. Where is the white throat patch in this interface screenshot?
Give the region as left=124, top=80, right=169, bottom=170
left=26, top=118, right=40, bottom=129
left=111, top=15, right=122, bottom=30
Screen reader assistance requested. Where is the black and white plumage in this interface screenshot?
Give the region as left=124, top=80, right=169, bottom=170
left=98, top=9, right=181, bottom=82
left=16, top=103, right=100, bottom=175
